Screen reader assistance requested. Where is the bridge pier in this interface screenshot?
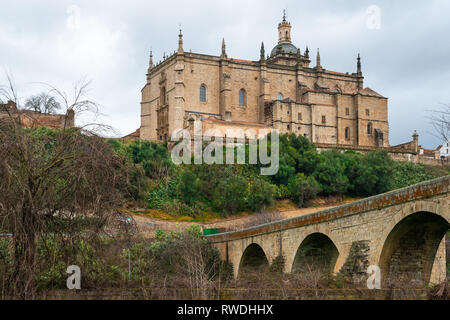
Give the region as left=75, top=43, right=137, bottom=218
left=333, top=244, right=350, bottom=275
left=429, top=237, right=447, bottom=285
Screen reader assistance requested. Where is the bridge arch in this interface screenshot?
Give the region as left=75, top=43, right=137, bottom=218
left=291, top=232, right=339, bottom=275
left=238, top=243, right=269, bottom=276
left=378, top=210, right=449, bottom=287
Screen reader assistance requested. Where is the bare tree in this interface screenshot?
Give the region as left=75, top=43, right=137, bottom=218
left=154, top=161, right=172, bottom=190
left=172, top=230, right=219, bottom=300
left=24, top=92, right=61, bottom=114
left=0, top=77, right=131, bottom=299
left=429, top=103, right=450, bottom=143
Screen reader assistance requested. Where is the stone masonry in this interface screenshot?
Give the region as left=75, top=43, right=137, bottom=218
left=206, top=176, right=450, bottom=287
left=140, top=14, right=389, bottom=149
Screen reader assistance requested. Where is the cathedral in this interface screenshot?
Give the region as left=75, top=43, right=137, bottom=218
left=140, top=13, right=389, bottom=148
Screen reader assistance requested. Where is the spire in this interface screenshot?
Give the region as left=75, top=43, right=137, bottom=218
left=278, top=10, right=292, bottom=44
left=149, top=50, right=154, bottom=69
left=305, top=46, right=310, bottom=59
left=296, top=48, right=301, bottom=64
left=316, top=48, right=322, bottom=70
left=221, top=38, right=227, bottom=58
left=178, top=27, right=184, bottom=54
left=357, top=53, right=362, bottom=75
left=260, top=42, right=265, bottom=61
left=356, top=53, right=363, bottom=90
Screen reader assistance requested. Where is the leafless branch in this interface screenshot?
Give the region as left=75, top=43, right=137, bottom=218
left=0, top=77, right=132, bottom=299
left=428, top=103, right=450, bottom=143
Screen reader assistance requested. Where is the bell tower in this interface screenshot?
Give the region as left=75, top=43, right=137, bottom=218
left=278, top=10, right=292, bottom=44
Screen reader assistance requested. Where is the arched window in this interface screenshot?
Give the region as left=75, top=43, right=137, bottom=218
left=200, top=84, right=207, bottom=102
left=367, top=122, right=373, bottom=135
left=277, top=92, right=283, bottom=100
left=345, top=127, right=350, bottom=140
left=239, top=89, right=246, bottom=106
left=160, top=86, right=166, bottom=105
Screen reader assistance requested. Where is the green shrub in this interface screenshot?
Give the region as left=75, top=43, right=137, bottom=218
left=269, top=255, right=285, bottom=273
left=212, top=175, right=248, bottom=215
left=275, top=184, right=290, bottom=200
left=247, top=178, right=277, bottom=211
left=288, top=173, right=321, bottom=207
left=350, top=150, right=394, bottom=196
left=35, top=237, right=127, bottom=290
left=177, top=169, right=200, bottom=205
left=114, top=132, right=441, bottom=216
left=148, top=187, right=169, bottom=210
left=148, top=186, right=197, bottom=217
left=313, top=150, right=349, bottom=195
left=391, top=162, right=435, bottom=190
left=126, top=140, right=174, bottom=180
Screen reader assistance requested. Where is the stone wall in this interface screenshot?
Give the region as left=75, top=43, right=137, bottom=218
left=316, top=142, right=450, bottom=167
left=0, top=101, right=75, bottom=130
left=417, top=157, right=450, bottom=167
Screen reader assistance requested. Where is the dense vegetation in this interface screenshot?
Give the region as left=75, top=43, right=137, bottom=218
left=0, top=126, right=446, bottom=299
left=2, top=228, right=446, bottom=299
left=0, top=225, right=229, bottom=296
left=0, top=122, right=137, bottom=298
left=109, top=133, right=438, bottom=217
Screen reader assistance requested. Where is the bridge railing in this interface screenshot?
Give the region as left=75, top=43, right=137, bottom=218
left=206, top=175, right=450, bottom=243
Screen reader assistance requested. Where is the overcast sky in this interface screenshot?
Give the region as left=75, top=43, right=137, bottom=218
left=1, top=0, right=449, bottom=147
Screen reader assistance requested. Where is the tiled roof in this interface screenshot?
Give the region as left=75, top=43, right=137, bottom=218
left=122, top=128, right=140, bottom=139
left=324, top=70, right=347, bottom=76
left=203, top=117, right=271, bottom=128
left=359, top=87, right=385, bottom=98
left=230, top=58, right=254, bottom=64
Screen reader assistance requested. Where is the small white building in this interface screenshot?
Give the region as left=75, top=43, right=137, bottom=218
left=439, top=142, right=450, bottom=158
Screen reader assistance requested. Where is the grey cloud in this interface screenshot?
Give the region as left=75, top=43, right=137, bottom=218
left=0, top=0, right=449, bottom=148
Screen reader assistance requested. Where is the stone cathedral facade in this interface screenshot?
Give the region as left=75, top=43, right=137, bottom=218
left=140, top=14, right=389, bottom=148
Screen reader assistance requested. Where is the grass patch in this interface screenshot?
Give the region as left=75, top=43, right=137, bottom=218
left=131, top=209, right=247, bottom=223
left=132, top=209, right=177, bottom=221
left=424, top=165, right=450, bottom=178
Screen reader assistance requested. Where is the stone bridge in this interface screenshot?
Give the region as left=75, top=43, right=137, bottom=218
left=206, top=176, right=450, bottom=287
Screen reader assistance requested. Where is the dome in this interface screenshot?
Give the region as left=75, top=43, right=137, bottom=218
left=270, top=43, right=298, bottom=57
